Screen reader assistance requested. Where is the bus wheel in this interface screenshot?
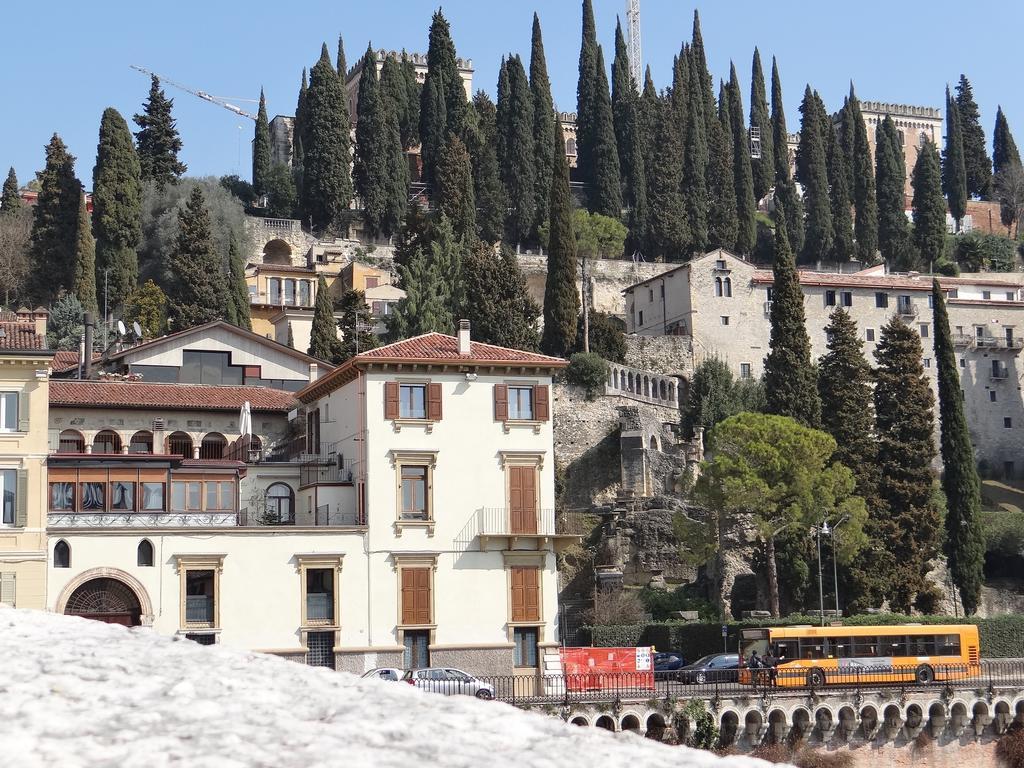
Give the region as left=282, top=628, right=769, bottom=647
left=806, top=668, right=826, bottom=687
left=915, top=665, right=935, bottom=684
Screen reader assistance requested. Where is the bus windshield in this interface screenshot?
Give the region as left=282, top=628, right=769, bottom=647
left=740, top=628, right=768, bottom=661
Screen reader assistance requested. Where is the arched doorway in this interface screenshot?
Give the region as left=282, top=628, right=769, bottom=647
left=263, top=239, right=293, bottom=265
left=64, top=577, right=143, bottom=626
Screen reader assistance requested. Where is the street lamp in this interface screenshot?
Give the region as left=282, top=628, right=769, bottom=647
left=814, top=521, right=827, bottom=626
left=814, top=516, right=850, bottom=627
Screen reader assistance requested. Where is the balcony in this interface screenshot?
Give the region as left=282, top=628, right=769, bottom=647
left=953, top=334, right=974, bottom=348
left=305, top=593, right=334, bottom=625
left=897, top=302, right=918, bottom=318
left=300, top=444, right=353, bottom=487
left=997, top=337, right=1024, bottom=352
left=976, top=335, right=999, bottom=348
left=48, top=510, right=237, bottom=529
left=991, top=367, right=1010, bottom=381
left=185, top=596, right=214, bottom=624
left=459, top=508, right=581, bottom=551
left=235, top=505, right=363, bottom=527
left=249, top=290, right=313, bottom=309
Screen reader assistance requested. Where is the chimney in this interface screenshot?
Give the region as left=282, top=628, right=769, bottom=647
left=83, top=312, right=95, bottom=380
left=33, top=307, right=48, bottom=339
left=457, top=319, right=471, bottom=356
left=309, top=362, right=319, bottom=382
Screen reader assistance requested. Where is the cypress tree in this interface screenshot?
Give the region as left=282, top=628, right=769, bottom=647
left=876, top=115, right=914, bottom=269
left=588, top=45, right=622, bottom=217
left=763, top=202, right=821, bottom=428
left=355, top=46, right=407, bottom=237
left=611, top=20, right=635, bottom=186
left=498, top=55, right=536, bottom=245
left=749, top=48, right=774, bottom=203
left=681, top=55, right=708, bottom=255
left=623, top=102, right=649, bottom=257
left=670, top=47, right=689, bottom=149
left=436, top=135, right=476, bottom=241
left=380, top=55, right=410, bottom=153
left=252, top=89, right=272, bottom=196
left=308, top=274, right=340, bottom=361
left=541, top=127, right=579, bottom=357
left=226, top=235, right=251, bottom=331
left=293, top=69, right=308, bottom=172
left=874, top=316, right=939, bottom=613
left=646, top=97, right=689, bottom=260
left=167, top=187, right=228, bottom=330
left=846, top=87, right=879, bottom=262
left=576, top=0, right=599, bottom=194
left=399, top=52, right=421, bottom=150
left=388, top=217, right=462, bottom=339
left=72, top=194, right=98, bottom=315
left=932, top=279, right=985, bottom=615
left=286, top=322, right=295, bottom=349
left=689, top=11, right=716, bottom=133
left=993, top=106, right=1021, bottom=230
left=838, top=96, right=857, bottom=193
left=462, top=242, right=540, bottom=350
left=467, top=92, right=506, bottom=244
left=28, top=134, right=82, bottom=305
left=335, top=35, right=347, bottom=78
left=336, top=289, right=378, bottom=361
left=302, top=44, right=352, bottom=234
left=955, top=75, right=992, bottom=200
left=770, top=58, right=804, bottom=256
left=912, top=139, right=947, bottom=268
left=796, top=86, right=833, bottom=263
left=708, top=84, right=738, bottom=251
left=1, top=168, right=21, bottom=215
left=133, top=75, right=186, bottom=186
left=827, top=117, right=855, bottom=262
left=728, top=63, right=756, bottom=254
left=943, top=85, right=969, bottom=232
left=420, top=10, right=466, bottom=186
left=92, top=107, right=142, bottom=311
left=529, top=13, right=555, bottom=236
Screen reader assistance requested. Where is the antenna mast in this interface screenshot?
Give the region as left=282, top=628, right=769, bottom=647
left=626, top=0, right=642, bottom=92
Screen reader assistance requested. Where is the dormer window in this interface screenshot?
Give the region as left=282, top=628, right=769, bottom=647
left=715, top=260, right=727, bottom=270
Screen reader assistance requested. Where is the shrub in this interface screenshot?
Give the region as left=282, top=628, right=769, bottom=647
left=565, top=352, right=608, bottom=399
left=680, top=699, right=718, bottom=750
left=997, top=722, right=1024, bottom=768
left=582, top=589, right=647, bottom=627
left=793, top=750, right=854, bottom=768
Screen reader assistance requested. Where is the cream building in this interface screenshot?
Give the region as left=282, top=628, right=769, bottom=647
left=0, top=310, right=55, bottom=609
left=625, top=250, right=1024, bottom=476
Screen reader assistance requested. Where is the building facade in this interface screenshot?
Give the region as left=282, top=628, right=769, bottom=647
left=625, top=250, right=1024, bottom=475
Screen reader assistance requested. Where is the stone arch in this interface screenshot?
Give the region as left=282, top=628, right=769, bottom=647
left=58, top=429, right=85, bottom=453
left=643, top=376, right=650, bottom=397
left=1016, top=699, right=1024, bottom=724
left=57, top=567, right=154, bottom=627
left=658, top=379, right=667, bottom=400
left=905, top=703, right=924, bottom=729
left=199, top=432, right=227, bottom=460
left=791, top=707, right=812, bottom=739
left=128, top=430, right=153, bottom=454
left=645, top=713, right=666, bottom=740
left=167, top=431, right=194, bottom=458
left=595, top=715, right=615, bottom=731
left=927, top=702, right=947, bottom=735
left=719, top=710, right=740, bottom=746
left=814, top=706, right=835, bottom=734
left=767, top=709, right=788, bottom=743
left=263, top=239, right=293, bottom=264
left=860, top=705, right=879, bottom=740
left=837, top=706, right=857, bottom=739
left=743, top=709, right=764, bottom=745
left=627, top=372, right=634, bottom=392
left=92, top=429, right=123, bottom=454
left=570, top=716, right=589, bottom=727
left=620, top=713, right=641, bottom=733
left=995, top=700, right=1013, bottom=733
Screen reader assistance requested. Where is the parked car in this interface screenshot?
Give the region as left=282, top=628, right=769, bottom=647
left=403, top=667, right=496, bottom=699
left=653, top=651, right=687, bottom=678
left=675, top=654, right=740, bottom=684
left=361, top=667, right=403, bottom=682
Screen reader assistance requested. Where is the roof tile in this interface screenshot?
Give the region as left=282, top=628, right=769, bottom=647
left=49, top=381, right=298, bottom=412
left=0, top=322, right=47, bottom=351
left=358, top=332, right=566, bottom=364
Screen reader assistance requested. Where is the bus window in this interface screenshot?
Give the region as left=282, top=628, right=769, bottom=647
left=880, top=636, right=908, bottom=657
left=740, top=629, right=768, bottom=661
left=774, top=640, right=798, bottom=662
left=938, top=635, right=961, bottom=656
left=908, top=635, right=937, bottom=655
left=852, top=636, right=878, bottom=658
left=799, top=638, right=826, bottom=660
left=829, top=637, right=854, bottom=658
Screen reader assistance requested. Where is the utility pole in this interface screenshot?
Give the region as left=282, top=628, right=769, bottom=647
left=626, top=0, right=642, bottom=92
left=580, top=254, right=590, bottom=353
left=102, top=268, right=110, bottom=350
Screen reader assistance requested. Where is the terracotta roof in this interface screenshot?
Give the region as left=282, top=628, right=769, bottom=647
left=0, top=322, right=49, bottom=352
left=52, top=350, right=79, bottom=371
left=49, top=381, right=298, bottom=412
left=750, top=270, right=1023, bottom=291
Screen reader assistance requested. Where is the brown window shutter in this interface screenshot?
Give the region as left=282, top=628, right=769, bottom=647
left=400, top=569, right=415, bottom=625
left=510, top=567, right=526, bottom=622
left=534, top=385, right=550, bottom=421
left=427, top=383, right=443, bottom=420
left=402, top=567, right=431, bottom=625
left=524, top=567, right=540, bottom=621
left=415, top=568, right=431, bottom=624
left=384, top=381, right=399, bottom=420
left=494, top=384, right=508, bottom=421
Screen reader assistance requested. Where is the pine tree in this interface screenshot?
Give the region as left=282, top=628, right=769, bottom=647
left=133, top=75, right=186, bottom=186
left=993, top=106, right=1021, bottom=230
left=335, top=35, right=347, bottom=78
left=943, top=85, right=969, bottom=232
left=354, top=46, right=407, bottom=237
left=420, top=9, right=466, bottom=186
left=286, top=322, right=295, bottom=349
left=796, top=86, right=833, bottom=263
left=467, top=92, right=506, bottom=244
left=955, top=75, right=993, bottom=199
left=873, top=316, right=939, bottom=613
left=764, top=203, right=821, bottom=428
left=932, top=279, right=985, bottom=615
left=728, top=64, right=756, bottom=254
left=302, top=44, right=352, bottom=234
left=749, top=48, right=774, bottom=203
left=498, top=55, right=536, bottom=244
left=92, top=107, right=142, bottom=311
left=770, top=58, right=804, bottom=256
left=308, top=274, right=340, bottom=361
left=72, top=193, right=98, bottom=315
left=436, top=135, right=476, bottom=241
left=166, top=187, right=228, bottom=330
left=646, top=97, right=689, bottom=260
left=876, top=115, right=914, bottom=269
left=530, top=13, right=555, bottom=236
left=336, top=289, right=377, bottom=361
left=388, top=220, right=461, bottom=340
left=226, top=235, right=251, bottom=330
left=912, top=139, right=947, bottom=269
left=28, top=134, right=82, bottom=305
left=708, top=85, right=739, bottom=252
left=124, top=279, right=167, bottom=339
left=462, top=242, right=540, bottom=350
left=847, top=87, right=879, bottom=262
left=252, top=89, right=272, bottom=196
left=827, top=117, right=854, bottom=262
left=541, top=126, right=579, bottom=357
left=1, top=168, right=21, bottom=216
left=681, top=55, right=708, bottom=255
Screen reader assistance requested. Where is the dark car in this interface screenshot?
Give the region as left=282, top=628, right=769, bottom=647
left=676, top=653, right=741, bottom=684
left=653, top=651, right=687, bottom=677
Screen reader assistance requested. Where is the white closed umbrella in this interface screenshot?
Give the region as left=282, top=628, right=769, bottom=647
left=239, top=401, right=252, bottom=440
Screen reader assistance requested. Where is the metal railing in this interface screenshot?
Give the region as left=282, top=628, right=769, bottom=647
left=314, top=505, right=363, bottom=527
left=249, top=290, right=314, bottom=308
left=185, top=596, right=214, bottom=624
left=897, top=302, right=918, bottom=317
left=476, top=507, right=558, bottom=537
left=305, top=593, right=334, bottom=623
left=991, top=368, right=1010, bottom=380
left=301, top=462, right=354, bottom=486
left=953, top=334, right=975, bottom=348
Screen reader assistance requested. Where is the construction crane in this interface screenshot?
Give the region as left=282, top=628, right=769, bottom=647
left=130, top=65, right=257, bottom=120
left=626, top=0, right=642, bottom=92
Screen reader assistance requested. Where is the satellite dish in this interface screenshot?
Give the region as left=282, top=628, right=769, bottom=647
left=132, top=321, right=143, bottom=338
left=116, top=320, right=127, bottom=336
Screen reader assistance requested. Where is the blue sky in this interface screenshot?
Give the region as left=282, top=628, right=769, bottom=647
left=3, top=1, right=1021, bottom=188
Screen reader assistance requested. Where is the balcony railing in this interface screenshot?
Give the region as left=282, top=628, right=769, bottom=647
left=953, top=334, right=974, bottom=348
left=262, top=217, right=301, bottom=231
left=306, top=593, right=334, bottom=624
left=897, top=302, right=918, bottom=317
left=249, top=291, right=313, bottom=308
left=185, top=596, right=214, bottom=624
left=991, top=368, right=1010, bottom=381
left=477, top=507, right=558, bottom=537
left=301, top=462, right=353, bottom=486
left=997, top=337, right=1024, bottom=351
left=48, top=511, right=236, bottom=529
left=314, top=505, right=363, bottom=527
left=976, top=335, right=999, bottom=348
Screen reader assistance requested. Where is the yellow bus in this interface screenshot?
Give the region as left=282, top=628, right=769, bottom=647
left=738, top=624, right=981, bottom=687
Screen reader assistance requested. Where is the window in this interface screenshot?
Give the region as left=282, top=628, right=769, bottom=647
left=841, top=292, right=852, bottom=307
left=141, top=483, right=165, bottom=511
left=49, top=482, right=74, bottom=511
left=721, top=316, right=730, bottom=326
left=1009, top=292, right=1017, bottom=302
left=514, top=627, right=539, bottom=667
left=171, top=481, right=202, bottom=511
left=659, top=284, right=664, bottom=298
left=400, top=567, right=432, bottom=625
left=638, top=310, right=644, bottom=326
left=648, top=288, right=654, bottom=302
left=80, top=482, right=105, bottom=511
left=0, top=392, right=18, bottom=432
left=565, top=137, right=577, bottom=157
left=401, top=466, right=428, bottom=520
left=993, top=360, right=1007, bottom=378
left=92, top=430, right=122, bottom=454
left=284, top=279, right=296, bottom=305
left=111, top=481, right=135, bottom=511
left=206, top=481, right=234, bottom=511
left=715, top=259, right=727, bottom=270
left=824, top=290, right=836, bottom=307
left=58, top=430, right=85, bottom=453
left=386, top=382, right=442, bottom=421
left=137, top=540, right=154, bottom=567
left=983, top=290, right=992, bottom=300
left=299, top=280, right=311, bottom=306
left=959, top=358, right=966, bottom=368
left=307, top=631, right=336, bottom=668
left=128, top=431, right=153, bottom=454
left=875, top=292, right=888, bottom=308
left=924, top=358, right=931, bottom=368
left=265, top=483, right=294, bottom=524
left=305, top=568, right=334, bottom=624
left=404, top=630, right=430, bottom=668
left=185, top=570, right=215, bottom=625
left=955, top=326, right=963, bottom=335
left=920, top=323, right=929, bottom=338
left=53, top=540, right=70, bottom=568
left=1005, top=417, right=1013, bottom=429
left=306, top=408, right=320, bottom=454
left=897, top=295, right=912, bottom=314
left=399, top=384, right=426, bottom=419
left=723, top=277, right=732, bottom=297
left=990, top=391, right=997, bottom=402
left=268, top=278, right=280, bottom=304
left=714, top=277, right=722, bottom=297
left=949, top=289, right=958, bottom=299
left=508, top=386, right=535, bottom=420
left=372, top=300, right=385, bottom=316
left=364, top=275, right=380, bottom=290
left=0, top=470, right=15, bottom=526
left=186, top=633, right=216, bottom=646
left=866, top=329, right=875, bottom=342
left=510, top=567, right=541, bottom=622
left=739, top=363, right=752, bottom=380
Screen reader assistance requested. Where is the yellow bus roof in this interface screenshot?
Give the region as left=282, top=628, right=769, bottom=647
left=763, top=624, right=979, bottom=638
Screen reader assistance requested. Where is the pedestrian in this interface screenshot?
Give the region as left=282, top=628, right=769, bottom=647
left=748, top=649, right=761, bottom=669
left=762, top=648, right=778, bottom=686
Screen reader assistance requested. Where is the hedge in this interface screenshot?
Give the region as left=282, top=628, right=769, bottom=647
left=582, top=613, right=1024, bottom=659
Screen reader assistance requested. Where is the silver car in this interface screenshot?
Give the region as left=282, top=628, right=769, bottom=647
left=402, top=667, right=495, bottom=700
left=361, top=667, right=404, bottom=682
